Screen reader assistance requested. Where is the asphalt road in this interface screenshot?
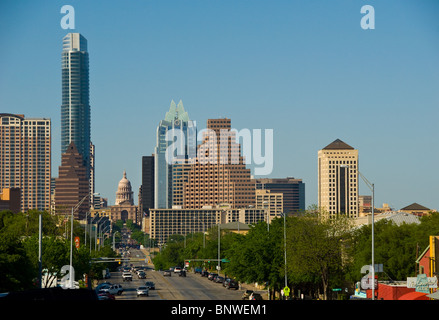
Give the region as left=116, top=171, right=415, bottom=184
left=102, top=248, right=244, bottom=300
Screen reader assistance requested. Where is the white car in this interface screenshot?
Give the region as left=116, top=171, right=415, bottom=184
left=137, top=286, right=149, bottom=297
left=122, top=272, right=132, bottom=281
left=99, top=284, right=119, bottom=296
left=174, top=267, right=182, bottom=273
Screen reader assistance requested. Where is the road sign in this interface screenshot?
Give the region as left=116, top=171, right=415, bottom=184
left=74, top=237, right=80, bottom=249
left=283, top=286, right=290, bottom=296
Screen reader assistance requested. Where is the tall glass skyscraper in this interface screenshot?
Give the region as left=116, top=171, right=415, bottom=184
left=154, top=100, right=196, bottom=209
left=61, top=33, right=91, bottom=177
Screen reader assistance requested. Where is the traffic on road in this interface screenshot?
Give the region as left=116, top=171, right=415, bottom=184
left=95, top=248, right=263, bottom=300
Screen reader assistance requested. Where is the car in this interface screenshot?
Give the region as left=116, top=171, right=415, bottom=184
left=137, top=286, right=149, bottom=297
left=226, top=280, right=239, bottom=290
left=241, top=290, right=254, bottom=300
left=113, top=284, right=124, bottom=295
left=98, top=284, right=117, bottom=296
left=98, top=292, right=115, bottom=300
left=201, top=270, right=209, bottom=277
left=145, top=281, right=155, bottom=290
left=194, top=267, right=202, bottom=274
left=138, top=271, right=146, bottom=279
left=179, top=270, right=186, bottom=277
left=208, top=273, right=217, bottom=280
left=214, top=276, right=225, bottom=283
left=174, top=267, right=182, bottom=273
left=163, top=270, right=172, bottom=277
left=122, top=272, right=132, bottom=281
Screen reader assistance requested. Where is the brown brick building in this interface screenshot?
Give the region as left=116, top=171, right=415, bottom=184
left=54, top=142, right=89, bottom=219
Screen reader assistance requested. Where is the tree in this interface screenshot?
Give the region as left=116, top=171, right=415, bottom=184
left=348, top=218, right=420, bottom=283
left=286, top=209, right=353, bottom=300
left=225, top=220, right=284, bottom=299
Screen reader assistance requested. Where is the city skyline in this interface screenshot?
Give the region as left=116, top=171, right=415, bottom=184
left=0, top=1, right=438, bottom=210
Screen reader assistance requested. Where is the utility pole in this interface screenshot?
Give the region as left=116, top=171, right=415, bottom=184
left=38, top=214, right=42, bottom=289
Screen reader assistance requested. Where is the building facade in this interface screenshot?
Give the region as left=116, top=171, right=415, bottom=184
left=255, top=189, right=283, bottom=223
left=182, top=118, right=256, bottom=209
left=149, top=206, right=266, bottom=245
left=154, top=100, right=196, bottom=208
left=255, top=177, right=305, bottom=214
left=110, top=170, right=138, bottom=224
left=0, top=188, right=21, bottom=213
left=318, top=139, right=359, bottom=218
left=61, top=33, right=91, bottom=176
left=0, top=113, right=51, bottom=212
left=141, top=155, right=155, bottom=215
left=54, top=142, right=89, bottom=219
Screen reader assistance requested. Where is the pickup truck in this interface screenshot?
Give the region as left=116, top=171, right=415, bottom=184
left=122, top=272, right=132, bottom=281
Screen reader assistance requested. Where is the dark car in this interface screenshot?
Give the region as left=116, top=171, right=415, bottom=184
left=179, top=270, right=186, bottom=277
left=201, top=270, right=209, bottom=277
left=138, top=271, right=146, bottom=279
left=163, top=270, right=172, bottom=277
left=208, top=273, right=217, bottom=281
left=214, top=276, right=225, bottom=283
left=224, top=279, right=239, bottom=290
left=145, top=281, right=155, bottom=290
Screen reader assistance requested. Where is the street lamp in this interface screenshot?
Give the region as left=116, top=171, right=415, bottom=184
left=340, top=165, right=375, bottom=300
left=358, top=171, right=375, bottom=300
left=69, top=193, right=90, bottom=289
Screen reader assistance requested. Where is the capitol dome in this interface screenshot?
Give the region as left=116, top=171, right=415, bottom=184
left=115, top=170, right=134, bottom=205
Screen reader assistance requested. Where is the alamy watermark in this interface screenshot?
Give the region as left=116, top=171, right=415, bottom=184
left=165, top=125, right=274, bottom=176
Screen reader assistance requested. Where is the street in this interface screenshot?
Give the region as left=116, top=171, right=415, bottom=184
left=100, top=248, right=244, bottom=300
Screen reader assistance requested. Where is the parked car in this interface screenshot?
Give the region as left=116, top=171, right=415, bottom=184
left=137, top=286, right=149, bottom=297
left=226, top=279, right=239, bottom=290
left=145, top=281, right=155, bottom=290
left=201, top=270, right=209, bottom=277
left=194, top=267, right=202, bottom=274
left=163, top=270, right=172, bottom=277
left=208, top=273, right=217, bottom=280
left=241, top=290, right=254, bottom=300
left=214, top=276, right=225, bottom=283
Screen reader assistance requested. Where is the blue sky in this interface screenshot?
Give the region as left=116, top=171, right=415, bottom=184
left=0, top=0, right=438, bottom=209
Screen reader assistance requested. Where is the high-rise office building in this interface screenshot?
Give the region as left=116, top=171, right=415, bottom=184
left=182, top=118, right=255, bottom=209
left=61, top=33, right=91, bottom=180
left=318, top=139, right=359, bottom=218
left=54, top=142, right=89, bottom=219
left=141, top=155, right=155, bottom=216
left=154, top=100, right=196, bottom=208
left=255, top=177, right=305, bottom=214
left=0, top=113, right=51, bottom=213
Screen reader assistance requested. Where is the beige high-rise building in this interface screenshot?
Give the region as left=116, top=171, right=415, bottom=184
left=318, top=139, right=359, bottom=218
left=255, top=189, right=283, bottom=223
left=182, top=118, right=255, bottom=209
left=0, top=113, right=51, bottom=212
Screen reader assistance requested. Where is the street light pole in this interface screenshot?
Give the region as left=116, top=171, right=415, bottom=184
left=69, top=194, right=90, bottom=289
left=358, top=171, right=375, bottom=300
left=283, top=212, right=287, bottom=288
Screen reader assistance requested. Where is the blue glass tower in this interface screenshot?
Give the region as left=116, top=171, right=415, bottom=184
left=61, top=33, right=91, bottom=177
left=154, top=100, right=196, bottom=209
